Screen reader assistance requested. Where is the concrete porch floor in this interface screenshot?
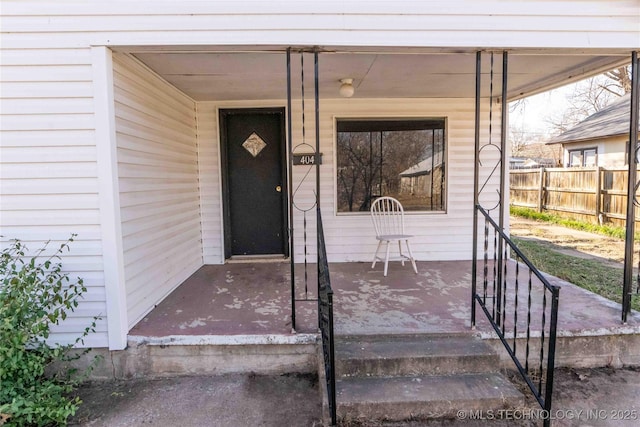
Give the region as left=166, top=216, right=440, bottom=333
left=129, top=260, right=640, bottom=339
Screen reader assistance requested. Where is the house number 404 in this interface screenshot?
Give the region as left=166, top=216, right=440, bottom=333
left=300, top=155, right=315, bottom=164
left=293, top=153, right=322, bottom=165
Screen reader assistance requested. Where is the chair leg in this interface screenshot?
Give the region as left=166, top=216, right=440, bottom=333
left=405, top=240, right=418, bottom=274
left=372, top=240, right=383, bottom=268
left=384, top=241, right=391, bottom=276
left=398, top=241, right=405, bottom=266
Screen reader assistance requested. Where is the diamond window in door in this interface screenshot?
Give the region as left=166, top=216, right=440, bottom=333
left=242, top=132, right=267, bottom=157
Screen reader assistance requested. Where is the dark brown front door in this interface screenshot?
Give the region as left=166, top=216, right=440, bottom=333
left=220, top=108, right=288, bottom=258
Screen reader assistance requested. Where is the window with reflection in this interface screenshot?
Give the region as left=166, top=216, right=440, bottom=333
left=336, top=118, right=446, bottom=212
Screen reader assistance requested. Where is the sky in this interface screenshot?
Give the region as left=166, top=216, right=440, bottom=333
left=509, top=85, right=575, bottom=143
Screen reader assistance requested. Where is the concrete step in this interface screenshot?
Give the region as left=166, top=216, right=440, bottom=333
left=335, top=334, right=500, bottom=378
left=336, top=372, right=525, bottom=422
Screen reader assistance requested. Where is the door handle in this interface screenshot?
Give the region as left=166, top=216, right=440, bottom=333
left=275, top=185, right=282, bottom=193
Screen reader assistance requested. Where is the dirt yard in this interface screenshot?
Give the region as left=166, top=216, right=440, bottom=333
left=509, top=216, right=633, bottom=268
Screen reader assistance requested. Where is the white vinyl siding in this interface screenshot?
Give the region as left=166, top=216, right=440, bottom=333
left=196, top=105, right=224, bottom=264
left=0, top=46, right=107, bottom=347
left=198, top=98, right=498, bottom=263
left=112, top=54, right=202, bottom=328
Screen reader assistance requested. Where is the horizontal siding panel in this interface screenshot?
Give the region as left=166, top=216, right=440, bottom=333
left=116, top=132, right=198, bottom=158
left=126, top=246, right=202, bottom=306
left=114, top=104, right=196, bottom=140
left=65, top=271, right=106, bottom=288
left=122, top=217, right=200, bottom=254
left=113, top=71, right=195, bottom=119
left=0, top=98, right=94, bottom=115
left=123, top=230, right=201, bottom=277
left=0, top=146, right=96, bottom=163
left=0, top=114, right=94, bottom=131
left=46, top=332, right=109, bottom=348
left=49, top=317, right=108, bottom=335
left=0, top=48, right=91, bottom=66
left=127, top=256, right=203, bottom=327
left=118, top=178, right=196, bottom=194
left=1, top=81, right=93, bottom=98
left=1, top=178, right=99, bottom=195
left=115, top=116, right=197, bottom=149
left=1, top=209, right=100, bottom=226
left=118, top=161, right=199, bottom=179
left=117, top=147, right=198, bottom=169
left=0, top=130, right=96, bottom=147
left=0, top=225, right=103, bottom=242
left=113, top=56, right=194, bottom=109
left=121, top=208, right=200, bottom=239
left=1, top=194, right=99, bottom=210
left=0, top=162, right=97, bottom=179
left=125, top=240, right=201, bottom=292
left=0, top=65, right=93, bottom=82
left=114, top=86, right=197, bottom=130
left=118, top=188, right=197, bottom=208
left=0, top=238, right=103, bottom=257
left=120, top=198, right=200, bottom=223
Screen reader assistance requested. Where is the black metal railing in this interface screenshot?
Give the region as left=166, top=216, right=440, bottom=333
left=473, top=205, right=560, bottom=427
left=317, top=206, right=336, bottom=425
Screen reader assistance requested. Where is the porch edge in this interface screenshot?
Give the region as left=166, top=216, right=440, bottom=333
left=127, top=333, right=319, bottom=346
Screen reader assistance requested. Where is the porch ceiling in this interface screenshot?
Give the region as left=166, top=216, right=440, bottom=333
left=130, top=47, right=630, bottom=102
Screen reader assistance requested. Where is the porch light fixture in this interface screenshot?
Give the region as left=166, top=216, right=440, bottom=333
left=339, top=78, right=355, bottom=98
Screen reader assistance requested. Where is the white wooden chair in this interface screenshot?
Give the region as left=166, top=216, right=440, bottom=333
left=370, top=196, right=418, bottom=276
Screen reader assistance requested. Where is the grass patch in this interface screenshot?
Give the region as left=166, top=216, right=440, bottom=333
left=512, top=237, right=640, bottom=312
left=510, top=206, right=638, bottom=241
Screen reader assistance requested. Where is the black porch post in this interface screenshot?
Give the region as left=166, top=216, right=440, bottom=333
left=623, top=51, right=639, bottom=323
left=495, top=51, right=508, bottom=327
left=314, top=49, right=321, bottom=326
left=286, top=48, right=296, bottom=331
left=471, top=51, right=482, bottom=328
left=314, top=49, right=320, bottom=209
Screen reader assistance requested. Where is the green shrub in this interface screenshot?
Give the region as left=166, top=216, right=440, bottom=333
left=0, top=236, right=99, bottom=426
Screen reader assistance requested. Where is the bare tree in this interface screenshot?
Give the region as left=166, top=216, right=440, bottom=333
left=605, top=66, right=632, bottom=94
left=546, top=65, right=631, bottom=136
left=509, top=125, right=536, bottom=156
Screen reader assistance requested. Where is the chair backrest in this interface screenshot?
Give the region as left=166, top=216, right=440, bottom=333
left=370, top=196, right=406, bottom=237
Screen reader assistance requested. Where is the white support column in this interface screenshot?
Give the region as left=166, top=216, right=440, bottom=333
left=92, top=46, right=128, bottom=350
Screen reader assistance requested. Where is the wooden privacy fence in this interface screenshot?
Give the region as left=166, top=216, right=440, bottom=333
left=510, top=167, right=640, bottom=227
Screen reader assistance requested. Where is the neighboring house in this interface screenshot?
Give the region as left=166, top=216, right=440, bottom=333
left=399, top=151, right=444, bottom=209
left=509, top=157, right=556, bottom=169
left=0, top=1, right=638, bottom=352
left=510, top=142, right=562, bottom=169
left=548, top=94, right=634, bottom=167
